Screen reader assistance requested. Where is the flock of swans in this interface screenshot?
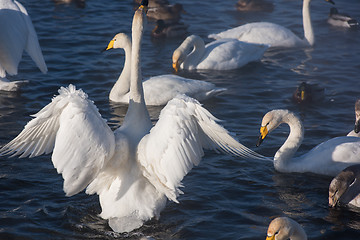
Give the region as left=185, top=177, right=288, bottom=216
left=1, top=0, right=360, bottom=237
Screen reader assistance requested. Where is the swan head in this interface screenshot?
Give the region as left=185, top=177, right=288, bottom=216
left=172, top=49, right=182, bottom=72
left=266, top=217, right=307, bottom=240
left=104, top=33, right=131, bottom=51
left=329, top=165, right=360, bottom=207
left=354, top=99, right=360, bottom=133
left=257, top=110, right=289, bottom=147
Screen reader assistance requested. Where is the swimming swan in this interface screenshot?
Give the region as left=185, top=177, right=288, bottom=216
left=347, top=99, right=360, bottom=137
left=208, top=0, right=335, bottom=48
left=0, top=0, right=47, bottom=91
left=105, top=33, right=224, bottom=105
left=329, top=164, right=360, bottom=208
left=172, top=35, right=268, bottom=71
left=256, top=109, right=360, bottom=176
left=266, top=217, right=307, bottom=240
left=0, top=3, right=266, bottom=233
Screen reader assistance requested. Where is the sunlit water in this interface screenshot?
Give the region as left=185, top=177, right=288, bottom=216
left=1, top=0, right=360, bottom=239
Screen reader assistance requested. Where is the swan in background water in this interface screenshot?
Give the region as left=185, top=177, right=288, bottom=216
left=0, top=0, right=47, bottom=91
left=328, top=7, right=359, bottom=28
left=329, top=164, right=360, bottom=208
left=235, top=0, right=274, bottom=12
left=0, top=2, right=267, bottom=233
left=208, top=0, right=335, bottom=48
left=256, top=109, right=360, bottom=176
left=347, top=99, right=360, bottom=137
left=266, top=217, right=307, bottom=240
left=172, top=35, right=268, bottom=71
left=105, top=32, right=225, bottom=105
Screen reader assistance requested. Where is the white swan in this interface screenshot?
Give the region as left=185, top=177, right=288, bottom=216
left=329, top=164, right=360, bottom=208
left=347, top=99, right=360, bottom=137
left=266, top=217, right=307, bottom=240
left=256, top=109, right=360, bottom=176
left=172, top=35, right=268, bottom=71
left=0, top=3, right=266, bottom=233
left=0, top=0, right=47, bottom=91
left=208, top=0, right=335, bottom=48
left=105, top=33, right=225, bottom=105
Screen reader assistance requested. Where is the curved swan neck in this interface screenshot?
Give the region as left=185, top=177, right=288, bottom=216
left=274, top=111, right=304, bottom=171
left=182, top=35, right=205, bottom=69
left=302, top=0, right=314, bottom=46
left=109, top=40, right=132, bottom=101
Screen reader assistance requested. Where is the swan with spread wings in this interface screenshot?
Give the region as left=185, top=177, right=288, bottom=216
left=0, top=2, right=266, bottom=233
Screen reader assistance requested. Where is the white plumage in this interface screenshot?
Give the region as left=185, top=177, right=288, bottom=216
left=208, top=0, right=334, bottom=48
left=172, top=35, right=268, bottom=71
left=257, top=109, right=360, bottom=176
left=0, top=4, right=266, bottom=233
left=0, top=0, right=47, bottom=91
left=105, top=33, right=226, bottom=105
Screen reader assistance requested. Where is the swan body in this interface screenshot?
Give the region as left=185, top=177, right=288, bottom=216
left=257, top=109, right=360, bottom=176
left=347, top=99, right=360, bottom=137
left=328, top=7, right=359, bottom=28
left=0, top=0, right=47, bottom=91
left=266, top=217, right=307, bottom=240
left=0, top=3, right=266, bottom=233
left=208, top=0, right=334, bottom=48
left=172, top=35, right=268, bottom=71
left=329, top=164, right=360, bottom=208
left=106, top=33, right=225, bottom=105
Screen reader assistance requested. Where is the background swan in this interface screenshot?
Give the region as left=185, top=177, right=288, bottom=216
left=0, top=0, right=47, bottom=91
left=347, top=99, right=360, bottom=137
left=105, top=32, right=226, bottom=105
left=328, top=7, right=359, bottom=28
left=256, top=109, right=360, bottom=176
left=329, top=164, right=360, bottom=208
left=208, top=0, right=335, bottom=48
left=266, top=217, right=307, bottom=240
left=0, top=3, right=266, bottom=233
left=172, top=35, right=269, bottom=71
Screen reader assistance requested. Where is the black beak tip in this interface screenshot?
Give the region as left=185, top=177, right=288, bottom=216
left=256, top=135, right=264, bottom=147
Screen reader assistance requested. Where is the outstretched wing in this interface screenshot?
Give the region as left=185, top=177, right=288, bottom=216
left=0, top=85, right=115, bottom=196
left=138, top=95, right=267, bottom=202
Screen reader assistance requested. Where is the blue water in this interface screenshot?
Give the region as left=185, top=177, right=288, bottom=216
left=1, top=0, right=360, bottom=239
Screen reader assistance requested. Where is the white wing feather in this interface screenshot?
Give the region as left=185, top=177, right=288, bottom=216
left=0, top=85, right=115, bottom=196
left=138, top=95, right=266, bottom=202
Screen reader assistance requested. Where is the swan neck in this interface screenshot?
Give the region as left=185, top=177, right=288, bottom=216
left=274, top=112, right=304, bottom=171
left=109, top=42, right=132, bottom=101
left=302, top=0, right=314, bottom=46
left=183, top=36, right=205, bottom=69
left=130, top=11, right=146, bottom=104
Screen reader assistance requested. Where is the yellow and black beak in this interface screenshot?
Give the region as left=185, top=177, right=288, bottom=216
left=102, top=39, right=115, bottom=52
left=172, top=61, right=180, bottom=72
left=266, top=235, right=275, bottom=240
left=256, top=125, right=268, bottom=147
left=138, top=0, right=148, bottom=12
